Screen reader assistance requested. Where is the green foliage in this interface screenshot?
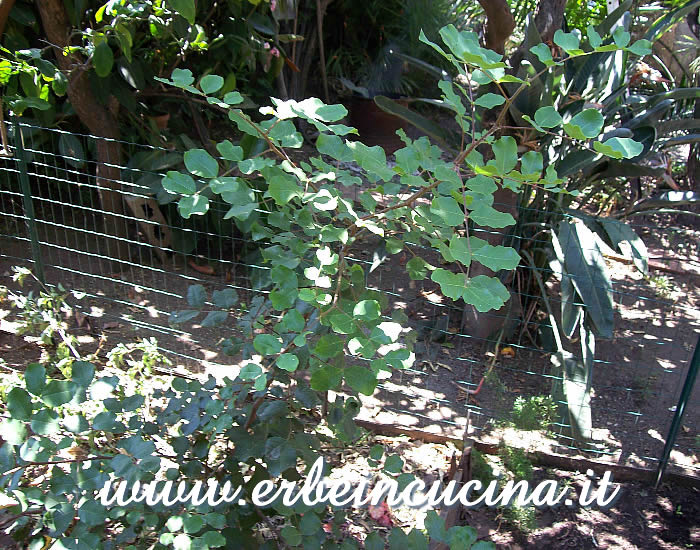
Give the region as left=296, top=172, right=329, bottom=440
left=470, top=449, right=496, bottom=485
left=1, top=267, right=82, bottom=364
left=0, top=293, right=492, bottom=547
left=379, top=2, right=699, bottom=446
left=564, top=0, right=608, bottom=34
left=2, top=0, right=306, bottom=261
left=500, top=447, right=533, bottom=482
left=510, top=0, right=609, bottom=34
left=469, top=447, right=537, bottom=533
left=509, top=395, right=557, bottom=431
left=153, top=22, right=630, bottom=542
left=502, top=501, right=538, bottom=533
left=0, top=18, right=639, bottom=548
left=647, top=274, right=677, bottom=300
left=2, top=0, right=288, bottom=143
left=498, top=446, right=537, bottom=532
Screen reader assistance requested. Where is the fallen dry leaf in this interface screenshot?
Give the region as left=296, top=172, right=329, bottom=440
left=188, top=259, right=215, bottom=275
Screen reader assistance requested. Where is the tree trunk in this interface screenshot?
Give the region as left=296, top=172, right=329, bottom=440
left=0, top=0, right=16, bottom=37
left=463, top=0, right=567, bottom=342
left=297, top=26, right=318, bottom=100
left=532, top=0, right=568, bottom=43
left=477, top=0, right=515, bottom=54
left=35, top=0, right=131, bottom=265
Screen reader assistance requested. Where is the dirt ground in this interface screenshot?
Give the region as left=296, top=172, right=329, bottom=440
left=315, top=433, right=700, bottom=549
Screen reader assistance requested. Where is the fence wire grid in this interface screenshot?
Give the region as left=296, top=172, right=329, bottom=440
left=0, top=121, right=698, bottom=481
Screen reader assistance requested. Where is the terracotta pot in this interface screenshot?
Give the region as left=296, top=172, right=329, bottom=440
left=348, top=96, right=409, bottom=155
left=149, top=113, right=170, bottom=130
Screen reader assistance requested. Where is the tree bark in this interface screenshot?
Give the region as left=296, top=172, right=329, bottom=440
left=532, top=0, right=568, bottom=43
left=297, top=26, right=318, bottom=100
left=508, top=0, right=568, bottom=73
left=477, top=0, right=515, bottom=54
left=0, top=0, right=16, bottom=37
left=35, top=0, right=131, bottom=264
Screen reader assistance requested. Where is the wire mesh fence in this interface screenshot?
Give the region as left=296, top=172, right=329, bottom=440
left=0, top=121, right=697, bottom=480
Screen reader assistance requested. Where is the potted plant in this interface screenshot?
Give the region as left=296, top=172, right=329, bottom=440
left=339, top=44, right=411, bottom=153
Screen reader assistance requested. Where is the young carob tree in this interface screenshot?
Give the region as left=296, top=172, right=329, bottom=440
left=0, top=19, right=649, bottom=550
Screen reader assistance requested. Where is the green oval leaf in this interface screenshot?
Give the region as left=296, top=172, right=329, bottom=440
left=200, top=74, right=224, bottom=94
left=253, top=334, right=283, bottom=355
left=276, top=353, right=299, bottom=372
left=461, top=275, right=510, bottom=312
left=406, top=256, right=429, bottom=280
left=93, top=41, right=114, bottom=77
left=313, top=334, right=343, bottom=359
left=171, top=68, right=195, bottom=87
left=586, top=25, right=602, bottom=48
left=564, top=109, right=604, bottom=141
left=7, top=388, right=32, bottom=420
left=183, top=514, right=204, bottom=534
left=163, top=171, right=196, bottom=195
left=201, top=531, right=226, bottom=547
left=470, top=238, right=521, bottom=271
left=430, top=196, right=464, bottom=226
left=490, top=135, right=518, bottom=173
left=384, top=454, right=404, bottom=473
left=51, top=71, right=68, bottom=96
left=239, top=363, right=262, bottom=380
left=613, top=27, right=631, bottom=47
left=431, top=268, right=465, bottom=301
left=593, top=137, right=643, bottom=159
left=168, top=0, right=196, bottom=24
left=2, top=418, right=27, bottom=445
left=353, top=299, right=381, bottom=321
left=310, top=365, right=342, bottom=391
left=534, top=106, right=563, bottom=129
left=201, top=310, right=228, bottom=327
left=553, top=29, right=581, bottom=53
left=530, top=43, right=554, bottom=65
left=469, top=203, right=516, bottom=228
left=216, top=140, right=243, bottom=161
left=178, top=195, right=209, bottom=218
left=212, top=288, right=238, bottom=308
left=25, top=363, right=46, bottom=395
left=281, top=526, right=302, bottom=546
left=71, top=361, right=95, bottom=387
left=344, top=366, right=378, bottom=395
left=474, top=92, right=505, bottom=109
left=627, top=39, right=652, bottom=56
left=42, top=380, right=76, bottom=407
left=184, top=149, right=219, bottom=178
left=187, top=284, right=207, bottom=307
left=30, top=409, right=59, bottom=435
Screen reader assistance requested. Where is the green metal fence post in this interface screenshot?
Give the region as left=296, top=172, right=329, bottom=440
left=654, top=332, right=699, bottom=488
left=13, top=118, right=45, bottom=285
